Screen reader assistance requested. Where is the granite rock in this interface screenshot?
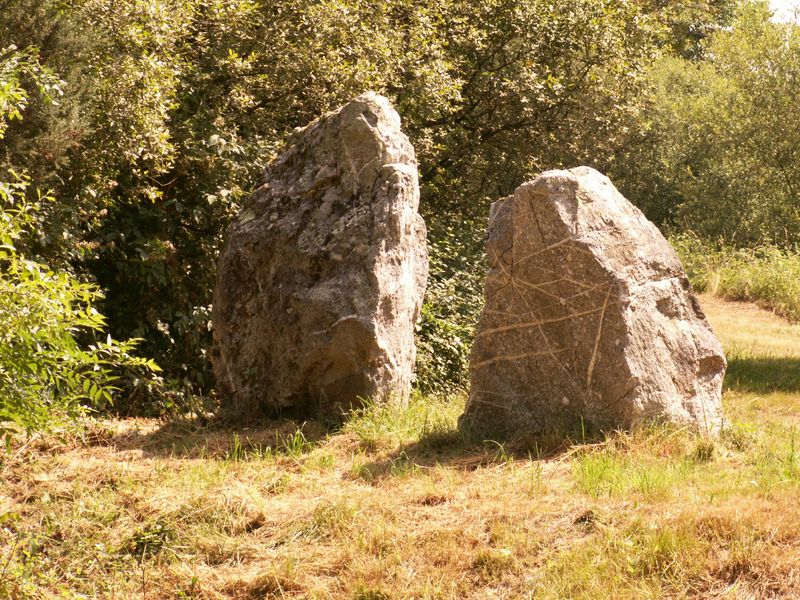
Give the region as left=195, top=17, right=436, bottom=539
left=461, top=167, right=725, bottom=436
left=212, top=92, right=428, bottom=420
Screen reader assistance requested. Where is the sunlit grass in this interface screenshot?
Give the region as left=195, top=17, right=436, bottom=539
left=675, top=236, right=800, bottom=323
left=1, top=296, right=800, bottom=598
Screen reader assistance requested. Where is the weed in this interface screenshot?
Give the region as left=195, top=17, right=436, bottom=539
left=349, top=454, right=376, bottom=481
left=388, top=451, right=418, bottom=478
left=303, top=451, right=336, bottom=472
left=572, top=429, right=702, bottom=500
left=122, top=520, right=174, bottom=560
left=279, top=428, right=314, bottom=456
left=485, top=439, right=512, bottom=464
left=525, top=455, right=545, bottom=496
left=175, top=575, right=200, bottom=599
left=224, top=432, right=246, bottom=462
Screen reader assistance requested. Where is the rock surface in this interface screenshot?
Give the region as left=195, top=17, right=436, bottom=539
left=461, top=167, right=725, bottom=436
left=212, top=92, right=428, bottom=420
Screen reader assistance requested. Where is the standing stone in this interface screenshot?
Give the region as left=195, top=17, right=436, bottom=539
left=212, top=92, right=428, bottom=420
left=461, top=167, right=725, bottom=436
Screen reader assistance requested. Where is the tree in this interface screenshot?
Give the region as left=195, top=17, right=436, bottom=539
left=0, top=0, right=740, bottom=401
left=618, top=1, right=800, bottom=247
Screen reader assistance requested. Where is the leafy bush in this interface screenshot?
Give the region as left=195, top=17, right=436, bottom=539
left=0, top=171, right=159, bottom=437
left=415, top=221, right=484, bottom=394
left=672, top=233, right=800, bottom=322
left=0, top=47, right=157, bottom=438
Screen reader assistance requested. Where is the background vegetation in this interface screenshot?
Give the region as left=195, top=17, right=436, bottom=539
left=674, top=234, right=800, bottom=322
left=0, top=45, right=157, bottom=437
left=622, top=2, right=800, bottom=245
left=1, top=0, right=798, bottom=425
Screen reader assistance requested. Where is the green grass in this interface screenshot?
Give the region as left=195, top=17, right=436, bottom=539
left=2, top=296, right=800, bottom=598
left=674, top=234, right=800, bottom=322
left=342, top=392, right=463, bottom=451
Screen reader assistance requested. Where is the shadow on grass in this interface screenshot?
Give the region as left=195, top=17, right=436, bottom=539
left=348, top=426, right=599, bottom=482
left=92, top=414, right=595, bottom=472
left=725, top=357, right=800, bottom=394
left=93, top=416, right=330, bottom=459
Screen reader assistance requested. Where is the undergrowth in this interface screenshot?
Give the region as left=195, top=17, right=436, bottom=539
left=673, top=233, right=800, bottom=321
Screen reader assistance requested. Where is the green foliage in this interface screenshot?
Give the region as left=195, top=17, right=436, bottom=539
left=0, top=45, right=62, bottom=139
left=0, top=50, right=158, bottom=438
left=672, top=233, right=800, bottom=322
left=0, top=170, right=158, bottom=437
left=0, top=0, right=740, bottom=403
left=619, top=2, right=800, bottom=247
left=415, top=220, right=484, bottom=394
left=639, top=0, right=738, bottom=59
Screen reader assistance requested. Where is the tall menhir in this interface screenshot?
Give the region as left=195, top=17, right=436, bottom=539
left=212, top=93, right=428, bottom=421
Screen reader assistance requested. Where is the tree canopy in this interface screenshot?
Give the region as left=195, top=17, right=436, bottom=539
left=620, top=2, right=800, bottom=246
left=5, top=0, right=789, bottom=415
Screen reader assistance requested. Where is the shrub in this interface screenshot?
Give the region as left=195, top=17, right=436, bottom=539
left=0, top=171, right=159, bottom=438
left=414, top=221, right=485, bottom=394
left=0, top=49, right=157, bottom=438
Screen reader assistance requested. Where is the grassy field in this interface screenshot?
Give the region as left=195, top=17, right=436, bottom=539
left=2, top=295, right=800, bottom=599
left=674, top=237, right=800, bottom=324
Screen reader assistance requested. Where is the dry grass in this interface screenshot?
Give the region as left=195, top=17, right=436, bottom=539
left=700, top=295, right=800, bottom=360
left=2, top=295, right=800, bottom=599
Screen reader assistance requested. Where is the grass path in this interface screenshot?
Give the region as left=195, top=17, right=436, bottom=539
left=2, top=296, right=800, bottom=599
left=702, top=294, right=800, bottom=359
